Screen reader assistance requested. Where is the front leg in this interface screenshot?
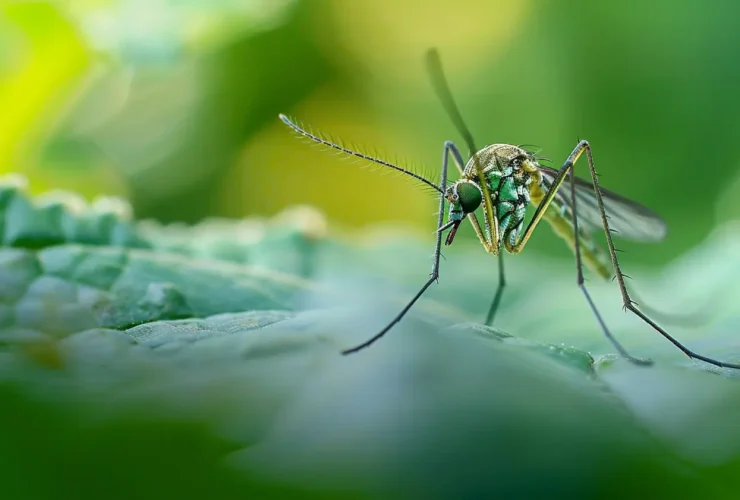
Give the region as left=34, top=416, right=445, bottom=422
left=341, top=140, right=455, bottom=354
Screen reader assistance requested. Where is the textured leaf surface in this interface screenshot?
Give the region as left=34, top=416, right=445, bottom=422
left=2, top=180, right=740, bottom=498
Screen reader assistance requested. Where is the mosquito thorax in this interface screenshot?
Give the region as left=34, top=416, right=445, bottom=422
left=463, top=144, right=539, bottom=177
left=463, top=144, right=542, bottom=249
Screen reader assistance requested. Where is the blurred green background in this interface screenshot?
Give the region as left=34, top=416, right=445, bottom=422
left=3, top=0, right=740, bottom=267
left=6, top=2, right=740, bottom=498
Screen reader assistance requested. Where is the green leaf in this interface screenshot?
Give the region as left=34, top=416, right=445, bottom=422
left=1, top=178, right=740, bottom=498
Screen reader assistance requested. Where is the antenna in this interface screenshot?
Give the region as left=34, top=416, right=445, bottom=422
left=424, top=49, right=478, bottom=157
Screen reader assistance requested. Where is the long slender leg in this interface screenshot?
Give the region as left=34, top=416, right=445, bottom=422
left=528, top=142, right=740, bottom=368
left=563, top=147, right=651, bottom=365
left=510, top=143, right=674, bottom=365
left=341, top=141, right=454, bottom=355
left=444, top=141, right=507, bottom=326
left=507, top=142, right=728, bottom=366
left=451, top=144, right=506, bottom=327
left=485, top=253, right=506, bottom=326
left=575, top=141, right=740, bottom=369
left=425, top=49, right=507, bottom=327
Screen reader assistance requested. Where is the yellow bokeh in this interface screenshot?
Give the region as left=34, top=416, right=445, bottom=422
left=224, top=83, right=434, bottom=227
left=0, top=2, right=90, bottom=172
left=317, top=0, right=531, bottom=87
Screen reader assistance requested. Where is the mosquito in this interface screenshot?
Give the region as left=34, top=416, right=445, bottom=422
left=278, top=48, right=740, bottom=369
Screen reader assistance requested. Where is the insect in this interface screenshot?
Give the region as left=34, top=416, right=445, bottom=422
left=279, top=48, right=740, bottom=369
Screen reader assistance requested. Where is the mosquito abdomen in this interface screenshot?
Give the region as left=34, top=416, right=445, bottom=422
left=544, top=209, right=611, bottom=279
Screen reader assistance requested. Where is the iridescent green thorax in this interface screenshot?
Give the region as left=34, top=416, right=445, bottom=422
left=486, top=168, right=535, bottom=248
left=463, top=144, right=541, bottom=250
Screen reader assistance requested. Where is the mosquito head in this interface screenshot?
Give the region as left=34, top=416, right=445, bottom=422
left=444, top=180, right=483, bottom=245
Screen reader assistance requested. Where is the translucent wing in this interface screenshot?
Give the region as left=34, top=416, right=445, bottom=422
left=539, top=165, right=667, bottom=242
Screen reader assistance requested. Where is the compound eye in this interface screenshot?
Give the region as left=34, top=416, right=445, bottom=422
left=457, top=182, right=482, bottom=213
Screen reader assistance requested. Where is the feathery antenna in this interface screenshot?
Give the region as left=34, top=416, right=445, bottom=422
left=279, top=114, right=443, bottom=195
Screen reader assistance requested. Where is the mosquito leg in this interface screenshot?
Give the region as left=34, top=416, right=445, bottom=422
left=341, top=141, right=456, bottom=355
left=484, top=252, right=506, bottom=326
left=559, top=146, right=651, bottom=366
left=425, top=48, right=506, bottom=327
left=444, top=135, right=506, bottom=326
left=575, top=140, right=740, bottom=369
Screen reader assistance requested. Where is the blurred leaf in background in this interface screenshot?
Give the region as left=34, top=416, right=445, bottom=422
left=1, top=180, right=740, bottom=498
left=1, top=0, right=333, bottom=222
left=4, top=0, right=740, bottom=269
left=242, top=0, right=740, bottom=269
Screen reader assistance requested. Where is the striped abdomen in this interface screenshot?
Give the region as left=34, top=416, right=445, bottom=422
left=528, top=180, right=612, bottom=279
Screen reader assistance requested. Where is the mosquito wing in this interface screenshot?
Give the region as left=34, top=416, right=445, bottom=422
left=539, top=165, right=667, bottom=242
